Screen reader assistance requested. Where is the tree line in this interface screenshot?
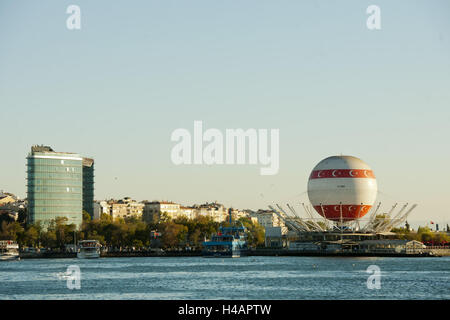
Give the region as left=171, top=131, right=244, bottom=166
left=391, top=225, right=449, bottom=245
left=0, top=210, right=266, bottom=249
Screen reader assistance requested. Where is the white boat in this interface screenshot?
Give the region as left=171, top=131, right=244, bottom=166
left=0, top=240, right=20, bottom=261
left=77, top=240, right=101, bottom=259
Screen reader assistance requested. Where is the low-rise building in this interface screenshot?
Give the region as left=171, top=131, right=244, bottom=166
left=142, top=201, right=248, bottom=223
left=265, top=226, right=288, bottom=247
left=93, top=200, right=110, bottom=220
left=229, top=208, right=249, bottom=221
left=193, top=202, right=228, bottom=223
left=243, top=210, right=259, bottom=224
left=0, top=192, right=26, bottom=222
left=143, top=201, right=181, bottom=223
left=0, top=209, right=18, bottom=221
left=93, top=202, right=102, bottom=220
left=289, top=241, right=321, bottom=251
left=358, top=239, right=426, bottom=254
left=250, top=209, right=286, bottom=229
left=0, top=191, right=17, bottom=205
left=179, top=206, right=196, bottom=220
left=107, top=197, right=144, bottom=221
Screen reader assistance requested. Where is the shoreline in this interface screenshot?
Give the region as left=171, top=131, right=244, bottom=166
left=18, top=248, right=449, bottom=259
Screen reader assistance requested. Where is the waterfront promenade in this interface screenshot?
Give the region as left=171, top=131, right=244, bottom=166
left=18, top=247, right=450, bottom=259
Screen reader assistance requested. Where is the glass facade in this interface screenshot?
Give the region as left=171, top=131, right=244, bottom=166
left=27, top=147, right=85, bottom=230
left=82, top=158, right=95, bottom=218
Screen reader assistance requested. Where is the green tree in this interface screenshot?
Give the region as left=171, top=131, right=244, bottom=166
left=159, top=212, right=171, bottom=223
left=160, top=221, right=188, bottom=248
left=100, top=213, right=112, bottom=222
left=0, top=214, right=14, bottom=229
left=0, top=221, right=24, bottom=241
left=23, top=225, right=40, bottom=247
left=188, top=229, right=202, bottom=247
left=40, top=228, right=57, bottom=248
left=17, top=208, right=28, bottom=224
left=433, top=232, right=449, bottom=244
left=238, top=217, right=265, bottom=248
left=391, top=226, right=412, bottom=240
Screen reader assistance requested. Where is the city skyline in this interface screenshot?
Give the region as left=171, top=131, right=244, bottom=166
left=3, top=145, right=448, bottom=229
left=1, top=1, right=449, bottom=225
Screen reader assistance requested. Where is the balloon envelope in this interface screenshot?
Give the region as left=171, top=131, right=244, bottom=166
left=307, top=155, right=377, bottom=221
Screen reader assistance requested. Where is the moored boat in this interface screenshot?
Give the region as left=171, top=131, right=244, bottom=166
left=202, top=209, right=248, bottom=258
left=0, top=240, right=20, bottom=261
left=77, top=240, right=101, bottom=259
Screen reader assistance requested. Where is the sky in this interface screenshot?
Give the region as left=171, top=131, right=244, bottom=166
left=0, top=0, right=449, bottom=226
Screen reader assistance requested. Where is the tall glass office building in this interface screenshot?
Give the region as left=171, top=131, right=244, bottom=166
left=27, top=146, right=93, bottom=230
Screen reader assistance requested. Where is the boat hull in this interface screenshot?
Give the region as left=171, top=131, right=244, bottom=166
left=202, top=248, right=247, bottom=258
left=77, top=251, right=100, bottom=259
left=0, top=254, right=20, bottom=261
left=77, top=240, right=101, bottom=259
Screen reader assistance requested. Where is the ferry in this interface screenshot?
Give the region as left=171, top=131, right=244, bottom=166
left=0, top=240, right=20, bottom=261
left=203, top=209, right=248, bottom=258
left=77, top=240, right=101, bottom=259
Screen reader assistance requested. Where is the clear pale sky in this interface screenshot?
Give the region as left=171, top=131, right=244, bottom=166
left=1, top=1, right=449, bottom=226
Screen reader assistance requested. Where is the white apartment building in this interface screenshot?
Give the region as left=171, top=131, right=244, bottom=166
left=143, top=201, right=181, bottom=223
left=251, top=209, right=286, bottom=229
left=143, top=201, right=243, bottom=223
left=92, top=200, right=111, bottom=220
left=93, top=202, right=102, bottom=220
left=179, top=206, right=196, bottom=220
left=193, top=202, right=229, bottom=223
left=98, top=197, right=145, bottom=221
left=229, top=208, right=250, bottom=221
left=250, top=210, right=288, bottom=247
left=93, top=198, right=257, bottom=225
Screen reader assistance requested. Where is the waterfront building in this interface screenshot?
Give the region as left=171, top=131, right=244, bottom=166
left=250, top=209, right=286, bottom=229
left=93, top=202, right=101, bottom=220
left=0, top=191, right=17, bottom=205
left=242, top=210, right=259, bottom=224
left=0, top=192, right=26, bottom=222
left=264, top=226, right=288, bottom=247
left=247, top=209, right=288, bottom=247
left=108, top=197, right=144, bottom=220
left=109, top=201, right=127, bottom=220
left=0, top=210, right=18, bottom=221
left=141, top=201, right=251, bottom=223
left=143, top=201, right=181, bottom=223
left=179, top=206, right=196, bottom=220
left=82, top=158, right=95, bottom=218
left=358, top=239, right=426, bottom=254
left=27, top=146, right=86, bottom=229
left=193, top=202, right=228, bottom=223
left=93, top=200, right=110, bottom=220
left=229, top=208, right=249, bottom=221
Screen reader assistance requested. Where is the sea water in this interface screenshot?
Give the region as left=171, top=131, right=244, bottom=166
left=0, top=256, right=449, bottom=300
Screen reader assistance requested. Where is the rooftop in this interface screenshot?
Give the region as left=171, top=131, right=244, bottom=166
left=29, top=145, right=81, bottom=158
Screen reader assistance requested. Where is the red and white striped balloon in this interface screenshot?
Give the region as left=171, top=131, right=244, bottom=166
left=307, top=155, right=377, bottom=221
